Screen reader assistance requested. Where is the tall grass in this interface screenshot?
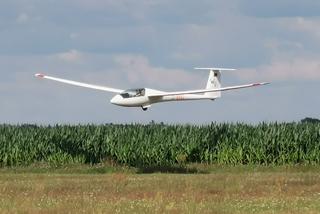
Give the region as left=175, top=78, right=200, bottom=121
left=0, top=123, right=319, bottom=167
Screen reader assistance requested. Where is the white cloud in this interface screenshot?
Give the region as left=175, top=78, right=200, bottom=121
left=171, top=52, right=202, bottom=61
left=69, top=33, right=79, bottom=40
left=56, top=50, right=84, bottom=63
left=234, top=16, right=320, bottom=82
left=113, top=54, right=204, bottom=89
left=280, top=17, right=320, bottom=41
left=16, top=13, right=29, bottom=23
left=239, top=57, right=320, bottom=82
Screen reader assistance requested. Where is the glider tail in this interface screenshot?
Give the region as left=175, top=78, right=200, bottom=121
left=205, top=69, right=222, bottom=99
left=195, top=67, right=235, bottom=99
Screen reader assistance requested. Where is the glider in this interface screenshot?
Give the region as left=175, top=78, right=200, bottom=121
left=35, top=68, right=269, bottom=111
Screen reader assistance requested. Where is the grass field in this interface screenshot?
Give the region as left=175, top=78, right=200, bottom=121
left=1, top=165, right=320, bottom=213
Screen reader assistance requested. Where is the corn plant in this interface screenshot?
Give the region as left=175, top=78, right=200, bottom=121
left=0, top=122, right=319, bottom=167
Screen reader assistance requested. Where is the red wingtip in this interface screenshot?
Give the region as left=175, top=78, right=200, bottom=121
left=252, top=83, right=261, bottom=86
left=253, top=82, right=270, bottom=87
left=35, top=73, right=45, bottom=78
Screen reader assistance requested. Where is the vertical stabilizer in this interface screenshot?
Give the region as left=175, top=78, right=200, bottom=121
left=194, top=67, right=236, bottom=99
left=205, top=69, right=221, bottom=98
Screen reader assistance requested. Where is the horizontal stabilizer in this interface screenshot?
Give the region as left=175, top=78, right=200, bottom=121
left=194, top=67, right=236, bottom=71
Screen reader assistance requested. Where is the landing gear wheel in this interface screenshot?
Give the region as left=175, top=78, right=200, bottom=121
left=141, top=106, right=148, bottom=111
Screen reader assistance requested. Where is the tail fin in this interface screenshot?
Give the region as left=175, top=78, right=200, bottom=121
left=206, top=69, right=221, bottom=98
left=195, top=67, right=236, bottom=99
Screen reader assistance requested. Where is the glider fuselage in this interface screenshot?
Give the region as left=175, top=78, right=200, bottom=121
left=110, top=88, right=214, bottom=107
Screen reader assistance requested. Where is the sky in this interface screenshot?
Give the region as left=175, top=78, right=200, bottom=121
left=1, top=0, right=319, bottom=124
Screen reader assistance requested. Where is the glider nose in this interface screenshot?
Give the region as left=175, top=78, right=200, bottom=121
left=110, top=95, right=122, bottom=105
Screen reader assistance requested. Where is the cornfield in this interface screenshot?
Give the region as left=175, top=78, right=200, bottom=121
left=0, top=123, right=319, bottom=167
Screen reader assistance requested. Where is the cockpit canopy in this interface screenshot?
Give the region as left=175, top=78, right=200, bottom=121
left=120, top=88, right=145, bottom=98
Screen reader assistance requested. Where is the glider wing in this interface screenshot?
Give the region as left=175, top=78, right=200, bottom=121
left=35, top=73, right=123, bottom=93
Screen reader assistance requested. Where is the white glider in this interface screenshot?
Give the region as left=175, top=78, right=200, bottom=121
left=35, top=68, right=269, bottom=111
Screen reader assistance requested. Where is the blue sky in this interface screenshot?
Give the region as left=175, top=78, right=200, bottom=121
left=1, top=0, right=319, bottom=124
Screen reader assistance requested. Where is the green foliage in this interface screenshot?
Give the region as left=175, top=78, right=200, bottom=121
left=0, top=123, right=319, bottom=167
left=301, top=117, right=320, bottom=124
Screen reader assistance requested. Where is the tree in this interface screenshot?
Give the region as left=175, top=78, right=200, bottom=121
left=301, top=117, right=320, bottom=123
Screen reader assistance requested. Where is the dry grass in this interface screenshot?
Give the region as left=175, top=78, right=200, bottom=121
left=0, top=167, right=320, bottom=213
